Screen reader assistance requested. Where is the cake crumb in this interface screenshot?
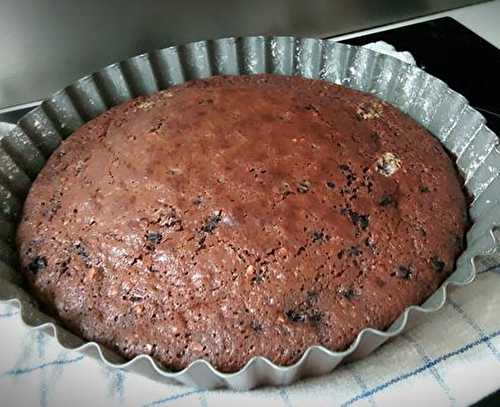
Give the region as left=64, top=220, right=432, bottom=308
left=356, top=101, right=383, bottom=120
left=136, top=101, right=155, bottom=111
left=376, top=152, right=402, bottom=176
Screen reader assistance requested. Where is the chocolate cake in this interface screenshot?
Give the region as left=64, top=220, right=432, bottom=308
left=17, top=74, right=468, bottom=372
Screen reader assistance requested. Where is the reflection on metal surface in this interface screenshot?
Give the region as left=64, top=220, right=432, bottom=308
left=0, top=0, right=486, bottom=109
left=0, top=122, right=15, bottom=141
left=0, top=102, right=40, bottom=124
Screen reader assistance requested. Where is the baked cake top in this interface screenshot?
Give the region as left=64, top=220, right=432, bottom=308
left=18, top=74, right=468, bottom=372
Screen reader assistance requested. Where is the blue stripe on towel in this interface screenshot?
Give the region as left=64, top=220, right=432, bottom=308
left=341, top=329, right=500, bottom=407
left=143, top=389, right=206, bottom=407
left=448, top=298, right=500, bottom=362
left=3, top=355, right=84, bottom=377
left=402, top=333, right=457, bottom=406
left=349, top=367, right=377, bottom=407
left=280, top=388, right=294, bottom=407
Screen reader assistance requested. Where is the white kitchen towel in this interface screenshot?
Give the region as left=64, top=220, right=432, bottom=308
left=0, top=43, right=498, bottom=407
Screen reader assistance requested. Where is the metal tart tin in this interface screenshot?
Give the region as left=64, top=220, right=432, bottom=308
left=0, top=36, right=499, bottom=390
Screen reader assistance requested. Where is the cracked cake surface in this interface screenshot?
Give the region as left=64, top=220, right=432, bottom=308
left=17, top=74, right=468, bottom=372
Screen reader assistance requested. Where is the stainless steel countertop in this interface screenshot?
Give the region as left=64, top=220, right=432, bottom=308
left=0, top=0, right=498, bottom=120
left=0, top=0, right=490, bottom=111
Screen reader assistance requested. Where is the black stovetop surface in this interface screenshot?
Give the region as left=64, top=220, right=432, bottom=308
left=341, top=16, right=500, bottom=407
left=341, top=16, right=500, bottom=135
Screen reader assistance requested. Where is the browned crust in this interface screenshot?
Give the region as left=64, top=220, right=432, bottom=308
left=17, top=74, right=468, bottom=372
